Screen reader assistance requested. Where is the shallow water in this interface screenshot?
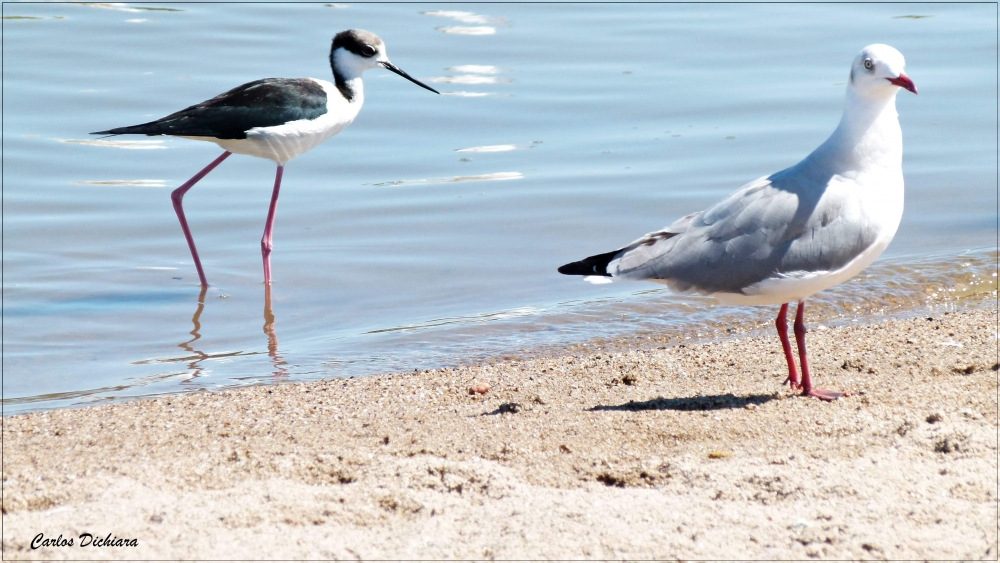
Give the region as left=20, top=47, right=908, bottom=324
left=2, top=4, right=997, bottom=414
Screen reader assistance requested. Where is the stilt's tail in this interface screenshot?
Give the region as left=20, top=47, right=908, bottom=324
left=90, top=124, right=159, bottom=136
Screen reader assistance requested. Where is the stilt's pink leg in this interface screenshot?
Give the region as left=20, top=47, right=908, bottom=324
left=794, top=301, right=850, bottom=401
left=260, top=165, right=284, bottom=285
left=171, top=151, right=231, bottom=286
left=776, top=303, right=801, bottom=389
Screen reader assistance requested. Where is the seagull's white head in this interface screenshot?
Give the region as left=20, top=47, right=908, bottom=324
left=330, top=29, right=439, bottom=94
left=849, top=44, right=917, bottom=99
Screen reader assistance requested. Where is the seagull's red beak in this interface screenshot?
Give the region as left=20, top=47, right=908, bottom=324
left=887, top=72, right=917, bottom=94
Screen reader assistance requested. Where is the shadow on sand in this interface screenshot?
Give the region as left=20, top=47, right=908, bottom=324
left=589, top=392, right=779, bottom=412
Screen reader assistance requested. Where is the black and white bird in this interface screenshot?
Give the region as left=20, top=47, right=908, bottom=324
left=93, top=29, right=439, bottom=286
left=559, top=44, right=917, bottom=401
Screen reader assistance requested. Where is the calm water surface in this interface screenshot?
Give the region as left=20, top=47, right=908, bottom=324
left=3, top=4, right=997, bottom=414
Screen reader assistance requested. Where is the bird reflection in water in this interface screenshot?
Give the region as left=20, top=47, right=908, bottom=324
left=176, top=285, right=211, bottom=380
left=262, top=284, right=289, bottom=378
left=171, top=285, right=288, bottom=379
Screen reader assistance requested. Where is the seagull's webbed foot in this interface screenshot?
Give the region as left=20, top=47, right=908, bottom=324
left=788, top=301, right=855, bottom=401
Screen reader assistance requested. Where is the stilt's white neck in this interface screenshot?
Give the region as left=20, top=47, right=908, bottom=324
left=331, top=48, right=367, bottom=103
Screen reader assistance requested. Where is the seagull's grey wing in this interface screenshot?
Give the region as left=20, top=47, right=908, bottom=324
left=607, top=171, right=880, bottom=295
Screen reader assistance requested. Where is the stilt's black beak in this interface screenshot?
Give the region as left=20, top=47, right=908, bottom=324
left=380, top=61, right=440, bottom=94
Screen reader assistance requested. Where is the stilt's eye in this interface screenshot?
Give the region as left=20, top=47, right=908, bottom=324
left=863, top=58, right=874, bottom=70
left=361, top=45, right=377, bottom=57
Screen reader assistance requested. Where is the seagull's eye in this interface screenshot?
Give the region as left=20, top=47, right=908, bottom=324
left=863, top=58, right=874, bottom=70
left=361, top=45, right=377, bottom=57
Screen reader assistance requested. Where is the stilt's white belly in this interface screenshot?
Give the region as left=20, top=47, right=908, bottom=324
left=185, top=79, right=361, bottom=165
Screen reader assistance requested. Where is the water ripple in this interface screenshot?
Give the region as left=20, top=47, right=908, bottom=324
left=370, top=171, right=523, bottom=186
left=436, top=26, right=496, bottom=36
left=442, top=91, right=494, bottom=98
left=74, top=179, right=167, bottom=187
left=78, top=3, right=183, bottom=13
left=429, top=75, right=508, bottom=85
left=58, top=138, right=167, bottom=150
left=422, top=10, right=495, bottom=24
left=446, top=65, right=500, bottom=74
left=456, top=144, right=518, bottom=153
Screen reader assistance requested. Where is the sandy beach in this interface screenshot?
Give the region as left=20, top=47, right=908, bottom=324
left=2, top=301, right=996, bottom=559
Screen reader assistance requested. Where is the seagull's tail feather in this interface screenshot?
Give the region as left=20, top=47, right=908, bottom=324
left=560, top=229, right=684, bottom=278
left=557, top=249, right=621, bottom=277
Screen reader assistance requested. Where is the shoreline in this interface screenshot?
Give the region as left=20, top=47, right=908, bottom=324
left=4, top=247, right=996, bottom=416
left=2, top=300, right=997, bottom=559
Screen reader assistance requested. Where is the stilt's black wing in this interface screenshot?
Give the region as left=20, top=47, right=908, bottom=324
left=91, top=78, right=328, bottom=140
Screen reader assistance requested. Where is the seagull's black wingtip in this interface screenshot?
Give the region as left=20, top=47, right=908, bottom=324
left=557, top=263, right=571, bottom=275
left=557, top=249, right=620, bottom=277
left=557, top=262, right=589, bottom=276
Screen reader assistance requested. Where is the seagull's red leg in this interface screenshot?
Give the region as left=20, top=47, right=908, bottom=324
left=776, top=303, right=801, bottom=389
left=260, top=164, right=284, bottom=285
left=171, top=151, right=231, bottom=287
left=794, top=301, right=850, bottom=401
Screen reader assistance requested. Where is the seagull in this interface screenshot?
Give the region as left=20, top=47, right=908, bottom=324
left=558, top=44, right=917, bottom=400
left=92, top=29, right=439, bottom=286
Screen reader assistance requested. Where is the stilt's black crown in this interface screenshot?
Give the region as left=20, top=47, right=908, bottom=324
left=332, top=29, right=383, bottom=58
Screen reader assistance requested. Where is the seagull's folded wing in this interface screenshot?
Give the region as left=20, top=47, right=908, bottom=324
left=607, top=173, right=881, bottom=296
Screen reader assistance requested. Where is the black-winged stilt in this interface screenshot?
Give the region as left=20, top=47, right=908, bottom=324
left=93, top=29, right=439, bottom=286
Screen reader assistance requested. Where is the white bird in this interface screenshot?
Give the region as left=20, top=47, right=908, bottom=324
left=93, top=29, right=439, bottom=286
left=559, top=44, right=917, bottom=400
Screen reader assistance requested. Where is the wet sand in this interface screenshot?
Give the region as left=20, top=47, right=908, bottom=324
left=2, top=302, right=997, bottom=559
